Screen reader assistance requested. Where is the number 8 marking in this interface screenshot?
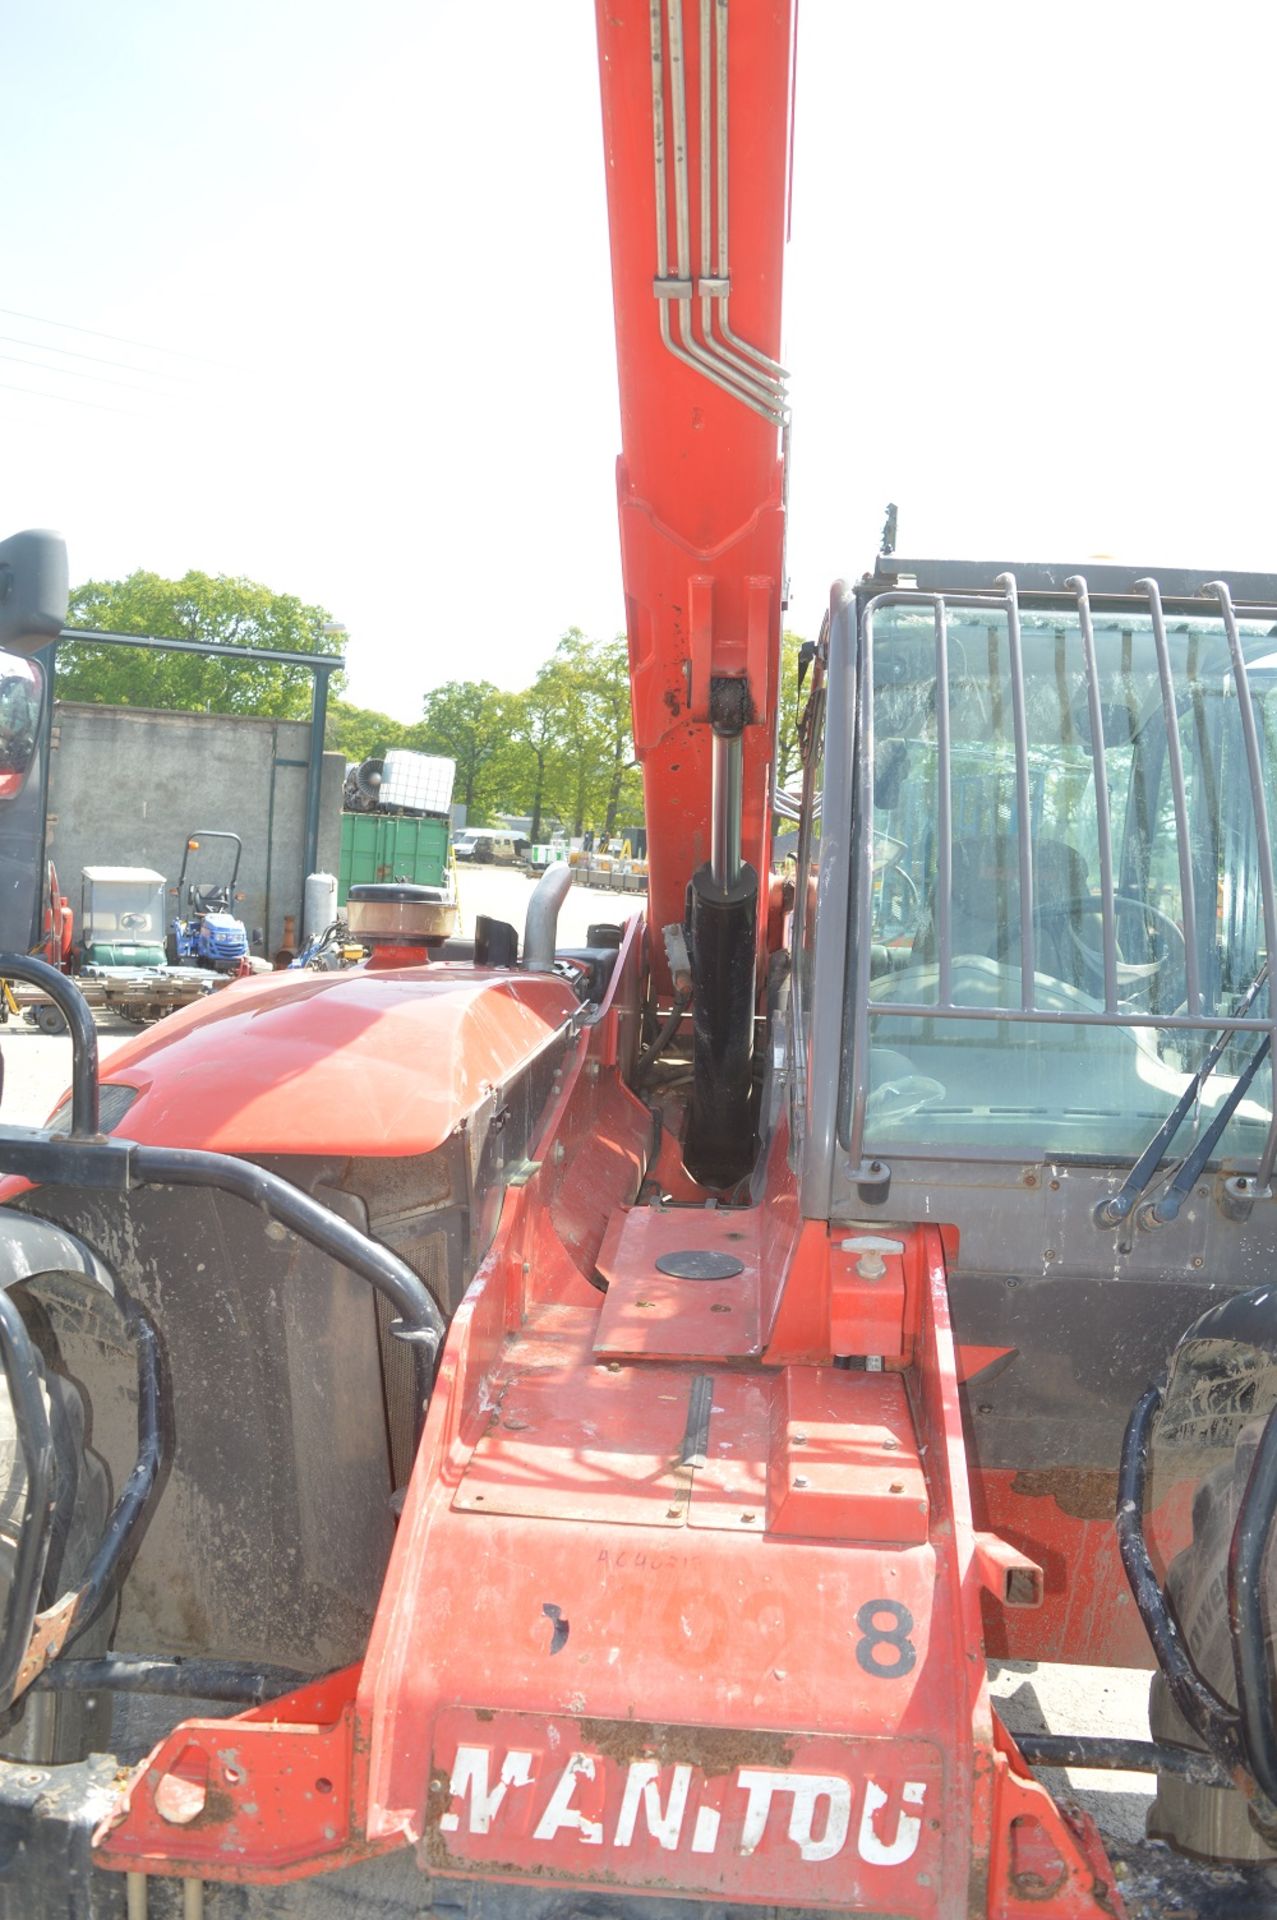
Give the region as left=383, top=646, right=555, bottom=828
left=855, top=1598, right=917, bottom=1677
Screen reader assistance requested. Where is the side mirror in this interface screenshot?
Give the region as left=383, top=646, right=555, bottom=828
left=0, top=531, right=68, bottom=657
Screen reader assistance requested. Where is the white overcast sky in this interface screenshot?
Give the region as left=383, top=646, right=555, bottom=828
left=2, top=2, right=1274, bottom=714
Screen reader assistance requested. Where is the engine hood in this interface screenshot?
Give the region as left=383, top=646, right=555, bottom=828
left=78, top=965, right=579, bottom=1158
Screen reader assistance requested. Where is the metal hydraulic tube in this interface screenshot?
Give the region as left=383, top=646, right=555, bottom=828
left=685, top=721, right=757, bottom=1189
left=711, top=731, right=743, bottom=889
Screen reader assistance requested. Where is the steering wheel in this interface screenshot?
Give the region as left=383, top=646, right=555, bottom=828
left=119, top=912, right=147, bottom=932
left=1025, top=894, right=1186, bottom=1004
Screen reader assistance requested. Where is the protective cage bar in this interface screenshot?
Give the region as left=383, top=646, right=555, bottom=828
left=841, top=572, right=1277, bottom=1181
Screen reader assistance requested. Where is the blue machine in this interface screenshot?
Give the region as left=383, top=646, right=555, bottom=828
left=167, top=830, right=250, bottom=972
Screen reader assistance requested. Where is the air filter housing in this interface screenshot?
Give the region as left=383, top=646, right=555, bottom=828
left=346, top=883, right=457, bottom=948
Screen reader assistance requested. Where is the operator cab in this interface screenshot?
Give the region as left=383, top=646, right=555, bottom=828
left=794, top=558, right=1277, bottom=1182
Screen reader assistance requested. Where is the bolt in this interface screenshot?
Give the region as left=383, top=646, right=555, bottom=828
left=882, top=1437, right=899, bottom=1451
left=773, top=1668, right=787, bottom=1681
left=522, top=1261, right=531, bottom=1276
left=666, top=1506, right=680, bottom=1519
left=740, top=1512, right=756, bottom=1524
left=1049, top=1178, right=1060, bottom=1191
left=1022, top=1170, right=1038, bottom=1188
left=793, top=1431, right=808, bottom=1444
left=977, top=1403, right=994, bottom=1414
left=1192, top=1256, right=1204, bottom=1269
left=889, top=1482, right=904, bottom=1494
left=1043, top=1249, right=1056, bottom=1262
left=793, top=1475, right=809, bottom=1489
left=552, top=1141, right=566, bottom=1165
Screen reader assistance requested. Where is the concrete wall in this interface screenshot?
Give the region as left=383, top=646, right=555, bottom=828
left=47, top=704, right=344, bottom=957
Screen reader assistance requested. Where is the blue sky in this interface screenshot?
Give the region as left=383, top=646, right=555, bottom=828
left=3, top=3, right=1274, bottom=714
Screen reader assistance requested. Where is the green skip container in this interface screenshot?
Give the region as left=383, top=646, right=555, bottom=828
left=338, top=812, right=451, bottom=904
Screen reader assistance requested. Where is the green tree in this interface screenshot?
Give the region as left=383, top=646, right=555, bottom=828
left=507, top=677, right=563, bottom=842
left=61, top=571, right=345, bottom=716
left=774, top=628, right=806, bottom=795
left=418, top=680, right=515, bottom=823
left=326, top=699, right=411, bottom=762
left=533, top=628, right=641, bottom=838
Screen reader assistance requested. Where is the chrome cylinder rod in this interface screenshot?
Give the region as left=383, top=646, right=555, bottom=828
left=711, top=729, right=743, bottom=890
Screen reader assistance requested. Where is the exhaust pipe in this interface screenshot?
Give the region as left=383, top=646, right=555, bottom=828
left=524, top=862, right=573, bottom=972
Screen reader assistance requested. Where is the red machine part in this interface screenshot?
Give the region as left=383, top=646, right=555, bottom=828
left=80, top=6, right=1138, bottom=1909
left=39, top=859, right=72, bottom=971
left=78, top=964, right=583, bottom=1158
left=94, top=946, right=1125, bottom=1915
left=596, top=0, right=793, bottom=986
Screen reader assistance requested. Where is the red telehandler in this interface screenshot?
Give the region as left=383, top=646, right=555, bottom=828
left=0, top=6, right=1275, bottom=1916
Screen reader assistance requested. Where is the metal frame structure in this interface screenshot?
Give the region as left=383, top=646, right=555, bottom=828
left=51, top=626, right=343, bottom=927
left=802, top=561, right=1277, bottom=1217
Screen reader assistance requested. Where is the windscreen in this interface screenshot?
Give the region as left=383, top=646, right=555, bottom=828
left=85, top=879, right=164, bottom=938
left=842, top=601, right=1277, bottom=1164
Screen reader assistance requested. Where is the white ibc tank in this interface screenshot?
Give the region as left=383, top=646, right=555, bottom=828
left=303, top=871, right=338, bottom=941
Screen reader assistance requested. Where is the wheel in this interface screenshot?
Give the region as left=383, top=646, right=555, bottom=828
left=1148, top=1439, right=1277, bottom=1860
left=34, top=1004, right=65, bottom=1035
left=0, top=1318, right=111, bottom=1762
left=1145, top=1307, right=1277, bottom=1861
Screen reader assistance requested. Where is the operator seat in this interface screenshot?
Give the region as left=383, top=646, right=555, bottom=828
left=911, top=835, right=1092, bottom=989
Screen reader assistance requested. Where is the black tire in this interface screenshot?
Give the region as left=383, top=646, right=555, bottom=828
left=165, top=931, right=181, bottom=967
left=1147, top=1331, right=1277, bottom=1863
left=0, top=1336, right=111, bottom=1763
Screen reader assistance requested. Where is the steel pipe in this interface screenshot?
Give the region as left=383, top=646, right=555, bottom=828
left=523, top=861, right=573, bottom=972
left=0, top=953, right=98, bottom=1134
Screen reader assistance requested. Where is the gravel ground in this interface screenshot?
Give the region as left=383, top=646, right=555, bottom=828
left=3, top=864, right=1254, bottom=1906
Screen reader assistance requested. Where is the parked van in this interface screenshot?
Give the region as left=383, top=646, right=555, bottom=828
left=453, top=829, right=529, bottom=866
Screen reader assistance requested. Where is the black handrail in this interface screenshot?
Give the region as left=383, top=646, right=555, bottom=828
left=1229, top=1403, right=1277, bottom=1805
left=127, top=1146, right=445, bottom=1418
left=1116, top=1382, right=1245, bottom=1775
left=0, top=955, right=97, bottom=1135
left=0, top=1292, right=55, bottom=1710
left=0, top=1288, right=167, bottom=1713
left=30, top=1652, right=307, bottom=1706
left=64, top=1306, right=165, bottom=1647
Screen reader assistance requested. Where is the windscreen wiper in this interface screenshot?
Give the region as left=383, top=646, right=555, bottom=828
left=1136, top=1035, right=1271, bottom=1227
left=1095, top=963, right=1269, bottom=1230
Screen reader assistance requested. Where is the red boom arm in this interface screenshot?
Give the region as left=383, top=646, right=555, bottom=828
left=594, top=0, right=795, bottom=985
